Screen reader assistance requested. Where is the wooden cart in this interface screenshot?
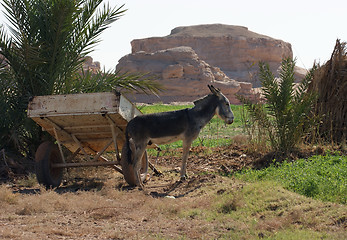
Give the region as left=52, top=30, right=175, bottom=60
left=27, top=92, right=149, bottom=188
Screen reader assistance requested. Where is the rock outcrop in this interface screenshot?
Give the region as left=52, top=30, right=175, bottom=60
left=131, top=24, right=293, bottom=87
left=82, top=56, right=100, bottom=74
left=117, top=46, right=259, bottom=104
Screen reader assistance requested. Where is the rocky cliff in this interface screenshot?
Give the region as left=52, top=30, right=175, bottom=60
left=131, top=24, right=294, bottom=87
left=117, top=46, right=259, bottom=104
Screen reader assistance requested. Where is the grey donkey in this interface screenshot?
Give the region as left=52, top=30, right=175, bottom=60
left=124, top=85, right=234, bottom=189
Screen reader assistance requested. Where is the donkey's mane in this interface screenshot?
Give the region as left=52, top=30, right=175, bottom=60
left=193, top=94, right=215, bottom=109
left=193, top=94, right=214, bottom=109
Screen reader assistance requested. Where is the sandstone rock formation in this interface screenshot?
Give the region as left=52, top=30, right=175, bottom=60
left=82, top=56, right=101, bottom=74
left=131, top=24, right=294, bottom=87
left=117, top=46, right=259, bottom=104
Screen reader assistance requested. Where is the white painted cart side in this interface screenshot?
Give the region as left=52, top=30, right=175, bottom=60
left=28, top=92, right=141, bottom=155
left=27, top=92, right=145, bottom=188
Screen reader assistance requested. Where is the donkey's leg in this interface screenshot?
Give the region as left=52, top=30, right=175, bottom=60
left=180, top=139, right=193, bottom=180
left=133, top=143, right=147, bottom=189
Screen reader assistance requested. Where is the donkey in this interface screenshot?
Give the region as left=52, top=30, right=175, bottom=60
left=125, top=85, right=234, bottom=189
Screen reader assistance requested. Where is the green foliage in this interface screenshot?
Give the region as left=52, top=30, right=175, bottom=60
left=64, top=69, right=160, bottom=94
left=239, top=58, right=318, bottom=154
left=0, top=0, right=160, bottom=155
left=236, top=154, right=347, bottom=204
left=1, top=0, right=126, bottom=95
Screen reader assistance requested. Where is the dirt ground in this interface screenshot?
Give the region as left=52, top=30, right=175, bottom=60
left=0, top=145, right=346, bottom=239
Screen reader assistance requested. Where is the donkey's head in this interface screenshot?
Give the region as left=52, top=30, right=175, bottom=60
left=208, top=85, right=234, bottom=124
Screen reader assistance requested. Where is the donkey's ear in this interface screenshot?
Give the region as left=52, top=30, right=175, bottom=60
left=208, top=85, right=220, bottom=95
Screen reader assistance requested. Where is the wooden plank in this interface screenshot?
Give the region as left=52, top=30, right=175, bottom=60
left=92, top=139, right=113, bottom=162
left=27, top=92, right=121, bottom=117
left=119, top=95, right=142, bottom=121
left=52, top=127, right=66, bottom=163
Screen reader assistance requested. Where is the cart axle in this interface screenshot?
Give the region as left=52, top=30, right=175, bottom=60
left=52, top=161, right=119, bottom=168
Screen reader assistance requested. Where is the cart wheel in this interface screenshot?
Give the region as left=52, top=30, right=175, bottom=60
left=35, top=141, right=63, bottom=188
left=120, top=144, right=148, bottom=187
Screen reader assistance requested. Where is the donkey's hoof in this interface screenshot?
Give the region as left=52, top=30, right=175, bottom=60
left=180, top=175, right=188, bottom=182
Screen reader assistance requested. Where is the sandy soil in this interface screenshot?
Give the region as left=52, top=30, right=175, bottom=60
left=0, top=145, right=346, bottom=239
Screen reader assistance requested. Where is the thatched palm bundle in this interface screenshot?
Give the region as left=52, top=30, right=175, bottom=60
left=309, top=39, right=347, bottom=144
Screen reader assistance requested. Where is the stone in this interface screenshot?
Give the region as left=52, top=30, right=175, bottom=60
left=131, top=24, right=294, bottom=87
left=116, top=46, right=259, bottom=104
left=82, top=56, right=100, bottom=73
left=294, top=66, right=309, bottom=80
left=162, top=64, right=184, bottom=79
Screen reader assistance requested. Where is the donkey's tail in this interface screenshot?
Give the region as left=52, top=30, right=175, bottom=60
left=124, top=128, right=133, bottom=164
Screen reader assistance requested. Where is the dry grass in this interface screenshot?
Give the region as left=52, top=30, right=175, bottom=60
left=210, top=181, right=346, bottom=239
left=0, top=154, right=346, bottom=239
left=0, top=185, right=18, bottom=205
left=0, top=168, right=226, bottom=239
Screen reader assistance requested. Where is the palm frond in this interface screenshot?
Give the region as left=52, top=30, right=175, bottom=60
left=64, top=68, right=162, bottom=95
left=278, top=58, right=295, bottom=112
left=71, top=2, right=126, bottom=57
left=258, top=61, right=279, bottom=117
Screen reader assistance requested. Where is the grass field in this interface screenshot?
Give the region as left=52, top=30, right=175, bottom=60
left=236, top=154, right=347, bottom=204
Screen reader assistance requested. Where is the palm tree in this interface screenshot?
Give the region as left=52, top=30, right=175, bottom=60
left=0, top=0, right=160, bottom=155
left=239, top=58, right=317, bottom=155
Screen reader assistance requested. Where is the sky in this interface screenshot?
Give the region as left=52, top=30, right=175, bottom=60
left=1, top=0, right=346, bottom=70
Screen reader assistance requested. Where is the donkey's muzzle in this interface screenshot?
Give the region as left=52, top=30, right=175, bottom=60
left=226, top=118, right=234, bottom=124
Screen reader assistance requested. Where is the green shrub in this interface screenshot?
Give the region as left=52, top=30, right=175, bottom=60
left=239, top=58, right=318, bottom=155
